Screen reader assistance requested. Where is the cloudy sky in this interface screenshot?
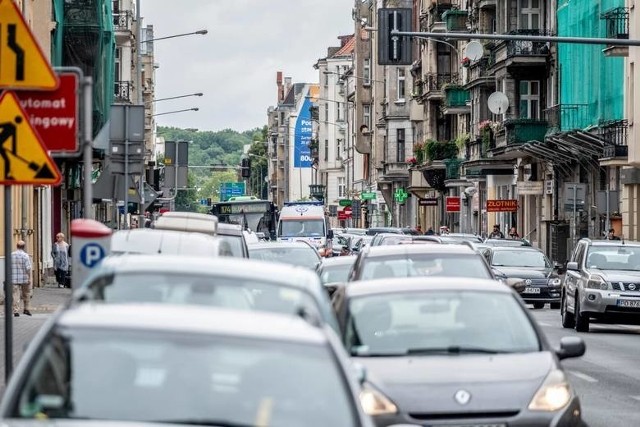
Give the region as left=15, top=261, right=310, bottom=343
left=141, top=1, right=355, bottom=133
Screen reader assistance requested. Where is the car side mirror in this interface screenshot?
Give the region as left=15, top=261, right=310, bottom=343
left=327, top=229, right=334, bottom=239
left=556, top=336, right=586, bottom=360
left=504, top=278, right=526, bottom=294
left=566, top=261, right=579, bottom=271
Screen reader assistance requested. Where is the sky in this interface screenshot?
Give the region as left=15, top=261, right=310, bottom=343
left=141, top=0, right=355, bottom=133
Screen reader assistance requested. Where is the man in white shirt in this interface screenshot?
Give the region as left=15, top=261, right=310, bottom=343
left=11, top=240, right=32, bottom=317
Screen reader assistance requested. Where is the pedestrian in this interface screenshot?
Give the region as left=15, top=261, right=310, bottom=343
left=439, top=225, right=450, bottom=235
left=508, top=226, right=519, bottom=239
left=11, top=240, right=32, bottom=317
left=489, top=224, right=505, bottom=239
left=425, top=226, right=435, bottom=235
left=52, top=232, right=70, bottom=288
left=607, top=228, right=621, bottom=240
left=415, top=225, right=423, bottom=234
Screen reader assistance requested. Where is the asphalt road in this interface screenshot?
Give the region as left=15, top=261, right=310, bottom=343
left=531, top=307, right=640, bottom=427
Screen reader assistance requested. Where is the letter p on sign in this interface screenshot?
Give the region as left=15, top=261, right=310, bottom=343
left=80, top=243, right=105, bottom=268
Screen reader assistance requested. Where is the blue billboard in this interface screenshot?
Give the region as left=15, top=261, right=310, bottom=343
left=294, top=94, right=313, bottom=168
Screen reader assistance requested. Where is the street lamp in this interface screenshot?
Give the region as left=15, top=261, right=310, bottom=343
left=147, top=93, right=203, bottom=104
left=323, top=70, right=386, bottom=85
left=140, top=29, right=208, bottom=44
left=152, top=107, right=199, bottom=117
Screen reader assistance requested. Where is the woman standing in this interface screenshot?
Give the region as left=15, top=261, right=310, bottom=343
left=52, top=232, right=70, bottom=288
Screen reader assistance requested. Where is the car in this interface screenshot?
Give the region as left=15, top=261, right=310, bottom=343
left=482, top=246, right=563, bottom=309
left=561, top=238, right=640, bottom=332
left=440, top=233, right=484, bottom=244
left=0, top=304, right=374, bottom=427
left=331, top=277, right=586, bottom=427
left=483, top=237, right=532, bottom=247
left=217, top=222, right=250, bottom=258
left=365, top=227, right=405, bottom=236
left=348, top=244, right=496, bottom=282
left=371, top=234, right=442, bottom=246
left=110, top=228, right=234, bottom=257
left=316, top=255, right=357, bottom=286
left=248, top=241, right=322, bottom=270
left=71, top=254, right=338, bottom=332
left=152, top=211, right=219, bottom=235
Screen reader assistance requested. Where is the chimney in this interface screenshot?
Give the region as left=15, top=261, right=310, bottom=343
left=276, top=71, right=283, bottom=102
left=284, top=77, right=292, bottom=94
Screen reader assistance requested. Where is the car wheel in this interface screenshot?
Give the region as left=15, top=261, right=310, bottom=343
left=550, top=302, right=561, bottom=310
left=533, top=302, right=545, bottom=309
left=574, top=295, right=590, bottom=332
left=561, top=294, right=575, bottom=328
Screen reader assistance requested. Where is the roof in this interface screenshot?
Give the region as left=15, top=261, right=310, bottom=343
left=332, top=34, right=355, bottom=57
left=319, top=255, right=357, bottom=267
left=88, top=254, right=318, bottom=288
left=346, top=277, right=509, bottom=298
left=58, top=304, right=326, bottom=344
left=249, top=241, right=317, bottom=250
left=364, top=244, right=478, bottom=257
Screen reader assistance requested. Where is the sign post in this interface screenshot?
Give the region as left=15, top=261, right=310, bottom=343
left=71, top=219, right=112, bottom=289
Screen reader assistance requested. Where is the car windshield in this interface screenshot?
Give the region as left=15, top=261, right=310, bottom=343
left=279, top=220, right=325, bottom=238
left=217, top=235, right=245, bottom=257
left=249, top=246, right=320, bottom=269
left=359, top=254, right=492, bottom=280
left=440, top=235, right=484, bottom=244
left=346, top=291, right=540, bottom=356
left=84, top=273, right=320, bottom=318
left=492, top=250, right=550, bottom=268
left=586, top=246, right=640, bottom=271
left=13, top=329, right=357, bottom=427
left=319, top=264, right=353, bottom=284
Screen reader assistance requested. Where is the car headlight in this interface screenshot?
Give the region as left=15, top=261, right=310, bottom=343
left=528, top=370, right=572, bottom=412
left=359, top=384, right=398, bottom=416
left=548, top=277, right=562, bottom=287
left=586, top=274, right=609, bottom=290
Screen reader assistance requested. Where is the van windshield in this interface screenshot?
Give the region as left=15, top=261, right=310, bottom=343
left=279, top=220, right=325, bottom=238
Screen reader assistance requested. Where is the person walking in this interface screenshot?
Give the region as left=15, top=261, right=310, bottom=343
left=425, top=226, right=435, bottom=235
left=11, top=240, right=32, bottom=317
left=508, top=227, right=520, bottom=239
left=52, top=232, right=70, bottom=288
left=489, top=224, right=505, bottom=239
left=607, top=228, right=621, bottom=240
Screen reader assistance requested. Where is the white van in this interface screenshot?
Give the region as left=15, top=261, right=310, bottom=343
left=277, top=202, right=333, bottom=257
left=111, top=228, right=233, bottom=257
left=153, top=211, right=218, bottom=236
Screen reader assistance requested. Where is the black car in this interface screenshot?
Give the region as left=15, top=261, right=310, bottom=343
left=331, top=277, right=586, bottom=427
left=482, top=246, right=562, bottom=309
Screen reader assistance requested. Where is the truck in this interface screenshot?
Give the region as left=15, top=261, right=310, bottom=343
left=277, top=201, right=333, bottom=257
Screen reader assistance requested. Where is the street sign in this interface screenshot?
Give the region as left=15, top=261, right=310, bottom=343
left=0, top=91, right=61, bottom=185
left=220, top=182, right=245, bottom=201
left=338, top=211, right=350, bottom=220
left=0, top=0, right=58, bottom=90
left=339, top=199, right=352, bottom=207
left=419, top=197, right=438, bottom=206
left=18, top=72, right=79, bottom=152
left=486, top=199, right=518, bottom=212
left=342, top=206, right=353, bottom=219
left=516, top=181, right=544, bottom=195
left=445, top=196, right=461, bottom=212
left=394, top=187, right=409, bottom=204
left=361, top=191, right=376, bottom=200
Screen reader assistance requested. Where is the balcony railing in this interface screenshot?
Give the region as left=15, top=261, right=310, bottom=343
left=506, top=30, right=552, bottom=57
left=504, top=119, right=548, bottom=145
left=443, top=85, right=470, bottom=107
left=599, top=119, right=628, bottom=158
left=427, top=1, right=455, bottom=29
left=544, top=104, right=590, bottom=134
left=425, top=73, right=459, bottom=93
left=443, top=9, right=468, bottom=32
left=601, top=7, right=629, bottom=39
left=444, top=158, right=462, bottom=180
left=113, top=10, right=133, bottom=31
left=114, top=80, right=133, bottom=102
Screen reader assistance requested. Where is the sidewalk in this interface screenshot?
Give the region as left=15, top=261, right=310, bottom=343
left=1, top=282, right=72, bottom=316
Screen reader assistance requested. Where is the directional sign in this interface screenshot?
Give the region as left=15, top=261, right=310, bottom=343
left=0, top=91, right=62, bottom=185
left=0, top=0, right=58, bottom=90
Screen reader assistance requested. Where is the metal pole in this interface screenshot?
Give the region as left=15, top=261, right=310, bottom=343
left=174, top=142, right=179, bottom=210
left=123, top=105, right=129, bottom=229
left=83, top=77, right=93, bottom=218
left=136, top=0, right=145, bottom=228
left=605, top=181, right=610, bottom=238
left=4, top=187, right=13, bottom=381
left=573, top=185, right=577, bottom=246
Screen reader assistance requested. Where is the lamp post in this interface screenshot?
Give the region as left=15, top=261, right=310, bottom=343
left=147, top=92, right=203, bottom=104
left=152, top=107, right=199, bottom=117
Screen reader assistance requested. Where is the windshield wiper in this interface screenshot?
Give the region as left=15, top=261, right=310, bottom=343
left=406, top=346, right=509, bottom=355
left=155, top=420, right=256, bottom=427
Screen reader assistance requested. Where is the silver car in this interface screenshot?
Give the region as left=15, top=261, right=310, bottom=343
left=0, top=304, right=374, bottom=427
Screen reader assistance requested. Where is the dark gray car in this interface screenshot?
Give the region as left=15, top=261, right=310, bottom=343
left=332, top=277, right=586, bottom=427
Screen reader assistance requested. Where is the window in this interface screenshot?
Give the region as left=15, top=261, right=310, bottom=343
left=336, top=139, right=342, bottom=160
left=519, top=81, right=540, bottom=119
left=324, top=70, right=329, bottom=87
left=363, top=58, right=371, bottom=86
left=519, top=0, right=541, bottom=30
left=630, top=63, right=635, bottom=124
left=363, top=104, right=371, bottom=129
left=338, top=177, right=346, bottom=198
left=396, top=69, right=406, bottom=101
left=324, top=139, right=329, bottom=161
left=336, top=102, right=343, bottom=122
left=396, top=128, right=405, bottom=163
left=324, top=104, right=329, bottom=122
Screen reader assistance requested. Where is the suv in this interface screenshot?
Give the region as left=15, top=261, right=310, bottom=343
left=561, top=238, right=640, bottom=332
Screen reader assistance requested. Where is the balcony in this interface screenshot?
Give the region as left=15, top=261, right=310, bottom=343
left=443, top=85, right=470, bottom=114
left=601, top=7, right=629, bottom=56
left=382, top=162, right=410, bottom=180
left=114, top=81, right=133, bottom=103
left=599, top=119, right=628, bottom=162
left=426, top=1, right=455, bottom=32
left=490, top=30, right=552, bottom=77
left=422, top=73, right=458, bottom=102
left=465, top=56, right=494, bottom=89
left=113, top=10, right=133, bottom=33
left=444, top=158, right=463, bottom=180
left=442, top=9, right=468, bottom=32
left=506, top=119, right=548, bottom=145
left=309, top=184, right=326, bottom=200
left=544, top=104, right=590, bottom=135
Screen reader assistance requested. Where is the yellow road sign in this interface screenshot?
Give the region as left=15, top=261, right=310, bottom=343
left=0, top=0, right=58, bottom=90
left=0, top=91, right=62, bottom=185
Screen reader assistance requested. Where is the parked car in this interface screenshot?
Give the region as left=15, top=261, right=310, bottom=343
left=483, top=237, right=532, bottom=247
left=71, top=254, right=338, bottom=332
left=316, top=255, right=357, bottom=292
left=331, top=277, right=586, bottom=427
left=248, top=241, right=322, bottom=270
left=217, top=223, right=250, bottom=258
left=561, top=238, right=640, bottom=332
left=110, top=228, right=233, bottom=257
left=365, top=227, right=405, bottom=236
left=0, top=305, right=373, bottom=427
left=482, top=246, right=563, bottom=309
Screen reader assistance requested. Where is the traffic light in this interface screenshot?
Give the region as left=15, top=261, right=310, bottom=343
left=378, top=8, right=413, bottom=65
left=241, top=157, right=251, bottom=178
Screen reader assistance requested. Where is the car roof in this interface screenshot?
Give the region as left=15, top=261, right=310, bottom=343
left=588, top=239, right=640, bottom=247
left=111, top=229, right=227, bottom=256
left=250, top=241, right=318, bottom=250
left=364, top=244, right=478, bottom=257
left=86, top=254, right=319, bottom=287
left=319, top=256, right=357, bottom=266
left=346, top=277, right=509, bottom=297
left=216, top=223, right=243, bottom=236
left=57, top=304, right=326, bottom=344
left=487, top=246, right=543, bottom=252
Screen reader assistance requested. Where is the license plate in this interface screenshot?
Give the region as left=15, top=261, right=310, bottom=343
left=523, top=287, right=540, bottom=294
left=617, top=299, right=640, bottom=308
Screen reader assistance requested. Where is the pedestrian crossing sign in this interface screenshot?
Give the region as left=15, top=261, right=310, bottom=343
left=0, top=0, right=59, bottom=90
left=0, top=91, right=61, bottom=185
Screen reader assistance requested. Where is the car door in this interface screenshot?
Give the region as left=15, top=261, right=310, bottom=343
left=563, top=242, right=585, bottom=313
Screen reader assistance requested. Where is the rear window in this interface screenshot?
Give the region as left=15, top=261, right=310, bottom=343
left=358, top=253, right=492, bottom=280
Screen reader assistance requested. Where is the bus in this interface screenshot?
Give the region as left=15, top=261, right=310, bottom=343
left=210, top=196, right=277, bottom=240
